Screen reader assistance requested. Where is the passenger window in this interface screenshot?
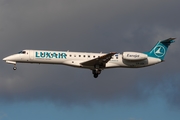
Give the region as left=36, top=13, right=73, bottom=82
left=88, top=55, right=90, bottom=58
left=74, top=55, right=76, bottom=57
left=116, top=57, right=118, bottom=59
left=79, top=55, right=81, bottom=57
left=70, top=55, right=72, bottom=57
left=93, top=56, right=95, bottom=58
left=84, top=55, right=86, bottom=57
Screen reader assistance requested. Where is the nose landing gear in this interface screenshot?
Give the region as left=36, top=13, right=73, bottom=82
left=13, top=65, right=17, bottom=70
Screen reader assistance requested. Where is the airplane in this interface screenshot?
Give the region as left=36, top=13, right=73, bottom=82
left=3, top=38, right=176, bottom=78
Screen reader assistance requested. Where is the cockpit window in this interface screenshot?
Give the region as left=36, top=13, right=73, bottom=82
left=18, top=51, right=26, bottom=54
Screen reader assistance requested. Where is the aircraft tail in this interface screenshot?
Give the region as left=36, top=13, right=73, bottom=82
left=144, top=38, right=176, bottom=60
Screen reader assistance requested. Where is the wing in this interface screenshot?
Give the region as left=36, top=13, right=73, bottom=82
left=80, top=52, right=117, bottom=67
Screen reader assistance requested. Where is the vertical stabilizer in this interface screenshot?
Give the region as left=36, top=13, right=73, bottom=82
left=144, top=38, right=175, bottom=60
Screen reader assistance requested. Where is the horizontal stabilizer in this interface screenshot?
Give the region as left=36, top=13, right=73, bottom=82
left=160, top=38, right=176, bottom=44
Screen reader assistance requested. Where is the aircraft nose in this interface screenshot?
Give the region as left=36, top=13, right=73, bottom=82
left=3, top=55, right=16, bottom=61
left=3, top=54, right=20, bottom=62
left=3, top=57, right=8, bottom=61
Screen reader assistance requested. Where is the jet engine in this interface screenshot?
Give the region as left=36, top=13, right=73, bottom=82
left=122, top=52, right=148, bottom=61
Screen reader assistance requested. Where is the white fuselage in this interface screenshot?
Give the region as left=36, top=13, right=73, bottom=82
left=3, top=38, right=175, bottom=78
left=3, top=50, right=162, bottom=70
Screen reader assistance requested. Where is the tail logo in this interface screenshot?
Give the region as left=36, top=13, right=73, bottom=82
left=154, top=45, right=166, bottom=57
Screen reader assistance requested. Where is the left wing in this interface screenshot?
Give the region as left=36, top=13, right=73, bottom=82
left=80, top=52, right=117, bottom=67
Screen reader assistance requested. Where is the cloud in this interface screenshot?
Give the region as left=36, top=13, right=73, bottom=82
left=0, top=112, right=7, bottom=120
left=128, top=118, right=142, bottom=120
left=0, top=0, right=180, bottom=107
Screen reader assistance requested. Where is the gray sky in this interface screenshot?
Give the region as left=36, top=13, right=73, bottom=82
left=0, top=0, right=180, bottom=107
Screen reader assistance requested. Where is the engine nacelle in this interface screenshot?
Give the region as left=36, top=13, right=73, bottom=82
left=122, top=52, right=148, bottom=61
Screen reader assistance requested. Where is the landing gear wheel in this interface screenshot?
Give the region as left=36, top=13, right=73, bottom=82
left=13, top=67, right=17, bottom=70
left=93, top=74, right=98, bottom=78
left=92, top=69, right=101, bottom=78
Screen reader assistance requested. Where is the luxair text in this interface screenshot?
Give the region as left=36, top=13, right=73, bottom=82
left=35, top=52, right=67, bottom=59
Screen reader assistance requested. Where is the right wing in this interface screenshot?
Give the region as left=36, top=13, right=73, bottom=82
left=80, top=52, right=117, bottom=67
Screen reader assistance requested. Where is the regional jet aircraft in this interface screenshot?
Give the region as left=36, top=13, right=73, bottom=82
left=3, top=38, right=175, bottom=78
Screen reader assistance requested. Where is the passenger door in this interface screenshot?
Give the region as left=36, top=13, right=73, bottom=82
left=29, top=50, right=34, bottom=61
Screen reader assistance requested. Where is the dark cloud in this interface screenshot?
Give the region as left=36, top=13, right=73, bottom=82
left=0, top=0, right=180, bottom=107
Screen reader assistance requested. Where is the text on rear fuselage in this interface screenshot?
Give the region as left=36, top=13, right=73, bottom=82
left=127, top=54, right=140, bottom=58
